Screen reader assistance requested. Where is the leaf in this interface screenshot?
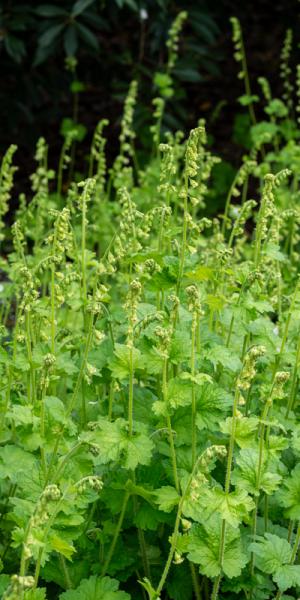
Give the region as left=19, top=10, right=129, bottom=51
left=24, top=589, right=47, bottom=599
left=71, top=80, right=85, bottom=93
left=122, top=430, right=154, bottom=470
left=64, top=26, right=78, bottom=56
left=205, top=295, right=225, bottom=311
left=39, top=24, right=65, bottom=48
left=277, top=464, right=300, bottom=519
left=49, top=534, right=76, bottom=560
left=196, top=383, right=231, bottom=431
left=154, top=486, right=180, bottom=512
left=166, top=562, right=193, bottom=600
left=169, top=330, right=191, bottom=364
left=154, top=72, right=173, bottom=89
left=108, top=344, right=144, bottom=380
left=141, top=345, right=163, bottom=375
left=167, top=377, right=191, bottom=409
left=0, top=347, right=11, bottom=365
left=250, top=533, right=292, bottom=574
left=35, top=5, right=67, bottom=16
left=203, top=487, right=255, bottom=527
left=187, top=516, right=248, bottom=578
left=76, top=23, right=99, bottom=50
left=56, top=352, right=78, bottom=375
left=250, top=121, right=278, bottom=143
left=265, top=99, right=288, bottom=118
left=81, top=419, right=124, bottom=463
left=205, top=345, right=242, bottom=372
left=72, top=0, right=96, bottom=16
left=4, top=34, right=26, bottom=63
left=232, top=448, right=282, bottom=496
left=0, top=575, right=10, bottom=596
left=81, top=419, right=153, bottom=469
left=43, top=558, right=89, bottom=590
left=60, top=118, right=87, bottom=142
left=273, top=564, right=300, bottom=592
left=238, top=94, right=259, bottom=106
left=138, top=578, right=157, bottom=600
left=133, top=503, right=164, bottom=530
left=173, top=67, right=202, bottom=82
left=220, top=416, right=259, bottom=448
left=0, top=445, right=38, bottom=484
left=59, top=575, right=130, bottom=599
left=185, top=265, right=214, bottom=282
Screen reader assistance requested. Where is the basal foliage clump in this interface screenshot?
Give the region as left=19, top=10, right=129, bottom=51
left=0, top=13, right=300, bottom=600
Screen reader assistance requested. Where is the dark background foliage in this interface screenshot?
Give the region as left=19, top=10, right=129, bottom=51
left=0, top=0, right=299, bottom=183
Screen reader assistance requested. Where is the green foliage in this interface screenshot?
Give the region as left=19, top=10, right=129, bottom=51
left=59, top=575, right=131, bottom=599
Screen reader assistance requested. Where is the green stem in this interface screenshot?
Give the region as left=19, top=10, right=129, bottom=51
left=44, top=315, right=94, bottom=485
left=176, top=177, right=188, bottom=297
left=190, top=562, right=202, bottom=600
left=108, top=380, right=115, bottom=420
left=59, top=554, right=73, bottom=590
left=155, top=454, right=204, bottom=597
left=57, top=139, right=68, bottom=197
left=274, top=522, right=300, bottom=600
left=67, top=313, right=94, bottom=417
left=81, top=192, right=87, bottom=321
left=101, top=491, right=130, bottom=576
left=249, top=387, right=274, bottom=592
left=163, top=357, right=179, bottom=492
left=211, top=384, right=240, bottom=600
left=191, top=313, right=196, bottom=466
left=128, top=345, right=134, bottom=437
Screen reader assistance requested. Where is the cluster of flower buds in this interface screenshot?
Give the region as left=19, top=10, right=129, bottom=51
left=11, top=220, right=25, bottom=257
left=231, top=160, right=257, bottom=200
left=186, top=285, right=202, bottom=316
left=187, top=446, right=227, bottom=504
left=154, top=325, right=171, bottom=360
left=238, top=345, right=266, bottom=392
left=77, top=177, right=96, bottom=214
left=280, top=29, right=293, bottom=111
left=40, top=353, right=56, bottom=390
left=2, top=575, right=34, bottom=600
left=0, top=145, right=18, bottom=241
left=30, top=138, right=54, bottom=212
left=134, top=310, right=164, bottom=338
left=23, top=485, right=61, bottom=561
left=183, top=127, right=206, bottom=191
left=296, top=65, right=300, bottom=125
left=84, top=363, right=98, bottom=385
left=111, top=81, right=137, bottom=189
left=75, top=475, right=103, bottom=494
left=87, top=285, right=109, bottom=315
left=18, top=266, right=39, bottom=313
left=166, top=11, right=187, bottom=71
left=258, top=171, right=291, bottom=249
left=230, top=16, right=245, bottom=80
left=270, top=371, right=290, bottom=402
left=230, top=199, right=257, bottom=241
left=47, top=207, right=73, bottom=261
left=158, top=143, right=176, bottom=195
left=118, top=187, right=143, bottom=254
left=90, top=119, right=109, bottom=193
left=198, top=444, right=227, bottom=472
left=143, top=258, right=161, bottom=277
left=151, top=98, right=165, bottom=147
left=31, top=485, right=61, bottom=527
left=258, top=77, right=272, bottom=103
left=124, top=279, right=142, bottom=347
